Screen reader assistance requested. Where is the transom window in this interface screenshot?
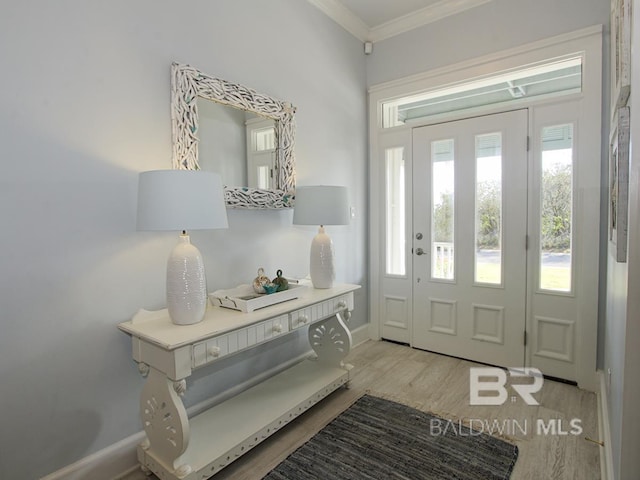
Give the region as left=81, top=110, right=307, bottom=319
left=382, top=57, right=582, bottom=128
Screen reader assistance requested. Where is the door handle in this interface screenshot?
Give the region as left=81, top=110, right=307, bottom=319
left=415, top=247, right=425, bottom=256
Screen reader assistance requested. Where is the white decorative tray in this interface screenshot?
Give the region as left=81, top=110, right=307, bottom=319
left=209, top=283, right=306, bottom=313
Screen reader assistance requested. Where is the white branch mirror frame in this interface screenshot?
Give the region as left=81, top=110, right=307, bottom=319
left=171, top=62, right=296, bottom=209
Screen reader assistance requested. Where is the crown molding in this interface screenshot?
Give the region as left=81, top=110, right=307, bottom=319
left=369, top=0, right=493, bottom=42
left=308, top=0, right=494, bottom=44
left=307, top=0, right=370, bottom=41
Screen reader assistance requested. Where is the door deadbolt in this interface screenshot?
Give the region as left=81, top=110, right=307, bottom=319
left=415, top=233, right=423, bottom=240
left=415, top=247, right=425, bottom=255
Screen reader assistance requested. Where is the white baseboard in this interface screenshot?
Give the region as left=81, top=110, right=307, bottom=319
left=350, top=322, right=371, bottom=347
left=40, top=325, right=373, bottom=480
left=597, top=370, right=615, bottom=480
left=39, top=432, right=142, bottom=480
left=41, top=351, right=311, bottom=480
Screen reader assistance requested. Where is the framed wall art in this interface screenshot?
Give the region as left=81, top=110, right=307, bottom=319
left=611, top=0, right=631, bottom=112
left=609, top=106, right=630, bottom=262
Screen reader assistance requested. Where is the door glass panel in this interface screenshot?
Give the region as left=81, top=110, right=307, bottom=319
left=431, top=139, right=455, bottom=280
left=475, top=133, right=503, bottom=285
left=385, top=147, right=406, bottom=276
left=540, top=124, right=573, bottom=292
left=254, top=127, right=275, bottom=151
left=257, top=165, right=270, bottom=190
left=247, top=120, right=275, bottom=189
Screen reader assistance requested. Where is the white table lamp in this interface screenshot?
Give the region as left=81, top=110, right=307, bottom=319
left=293, top=185, right=349, bottom=289
left=137, top=170, right=228, bottom=325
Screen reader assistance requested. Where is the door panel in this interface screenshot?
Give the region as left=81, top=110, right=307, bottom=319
left=412, top=110, right=528, bottom=367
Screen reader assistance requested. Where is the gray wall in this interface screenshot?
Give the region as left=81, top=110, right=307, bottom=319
left=0, top=1, right=367, bottom=478
left=605, top=1, right=640, bottom=478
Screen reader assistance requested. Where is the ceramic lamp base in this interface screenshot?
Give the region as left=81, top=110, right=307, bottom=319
left=310, top=226, right=335, bottom=289
left=167, top=233, right=207, bottom=325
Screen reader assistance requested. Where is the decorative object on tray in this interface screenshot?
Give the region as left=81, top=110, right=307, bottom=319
left=253, top=267, right=271, bottom=294
left=263, top=283, right=279, bottom=294
left=137, top=170, right=228, bottom=325
left=293, top=186, right=350, bottom=289
left=272, top=269, right=289, bottom=292
left=210, top=283, right=306, bottom=313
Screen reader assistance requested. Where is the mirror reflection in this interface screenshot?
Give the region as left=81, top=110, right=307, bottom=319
left=197, top=99, right=275, bottom=190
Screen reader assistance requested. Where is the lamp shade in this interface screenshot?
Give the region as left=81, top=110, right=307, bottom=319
left=137, top=170, right=228, bottom=231
left=293, top=186, right=350, bottom=226
left=293, top=185, right=349, bottom=289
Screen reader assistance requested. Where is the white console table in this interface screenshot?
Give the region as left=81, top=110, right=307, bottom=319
left=118, top=283, right=361, bottom=480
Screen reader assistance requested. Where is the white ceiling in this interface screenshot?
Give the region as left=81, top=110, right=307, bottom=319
left=308, top=0, right=494, bottom=43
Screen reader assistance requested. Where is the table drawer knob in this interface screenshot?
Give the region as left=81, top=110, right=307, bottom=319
left=208, top=346, right=221, bottom=357
left=298, top=316, right=309, bottom=325
left=336, top=300, right=348, bottom=310
left=273, top=323, right=283, bottom=333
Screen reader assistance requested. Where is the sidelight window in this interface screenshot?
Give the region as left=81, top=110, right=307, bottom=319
left=385, top=147, right=406, bottom=276
left=540, top=124, right=573, bottom=292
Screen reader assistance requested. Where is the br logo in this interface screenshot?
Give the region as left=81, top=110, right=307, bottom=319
left=469, top=367, right=543, bottom=405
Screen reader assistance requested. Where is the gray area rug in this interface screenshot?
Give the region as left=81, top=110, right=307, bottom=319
left=263, top=394, right=518, bottom=480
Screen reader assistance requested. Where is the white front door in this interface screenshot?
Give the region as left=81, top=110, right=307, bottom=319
left=411, top=110, right=528, bottom=366
left=371, top=30, right=602, bottom=388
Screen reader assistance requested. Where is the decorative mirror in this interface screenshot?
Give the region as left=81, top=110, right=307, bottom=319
left=171, top=62, right=296, bottom=208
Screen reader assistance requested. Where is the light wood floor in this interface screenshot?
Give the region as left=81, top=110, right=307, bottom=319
left=123, top=340, right=600, bottom=480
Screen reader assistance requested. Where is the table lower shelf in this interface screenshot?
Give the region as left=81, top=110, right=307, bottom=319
left=139, top=359, right=350, bottom=480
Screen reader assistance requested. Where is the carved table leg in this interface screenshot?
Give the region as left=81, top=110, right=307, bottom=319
left=308, top=311, right=353, bottom=369
left=140, top=367, right=192, bottom=478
